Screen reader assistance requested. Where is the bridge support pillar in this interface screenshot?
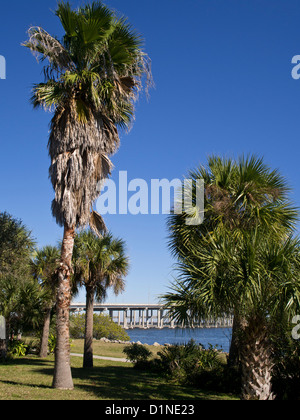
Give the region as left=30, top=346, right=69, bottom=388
left=123, top=310, right=127, bottom=329
left=142, top=310, right=145, bottom=328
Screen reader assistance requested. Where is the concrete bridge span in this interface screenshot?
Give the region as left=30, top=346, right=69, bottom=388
left=70, top=303, right=233, bottom=329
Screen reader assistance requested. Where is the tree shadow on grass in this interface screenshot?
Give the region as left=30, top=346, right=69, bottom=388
left=0, top=379, right=50, bottom=390
left=0, top=357, right=231, bottom=400
left=0, top=357, right=52, bottom=368
left=70, top=364, right=224, bottom=400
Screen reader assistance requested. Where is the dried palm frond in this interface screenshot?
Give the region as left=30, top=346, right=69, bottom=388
left=89, top=211, right=107, bottom=237
left=23, top=27, right=75, bottom=78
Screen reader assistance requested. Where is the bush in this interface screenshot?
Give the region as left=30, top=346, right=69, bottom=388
left=123, top=343, right=152, bottom=368
left=24, top=338, right=40, bottom=355
left=272, top=332, right=300, bottom=400
left=189, top=363, right=241, bottom=394
left=70, top=313, right=130, bottom=342
left=7, top=339, right=28, bottom=358
left=156, top=340, right=224, bottom=384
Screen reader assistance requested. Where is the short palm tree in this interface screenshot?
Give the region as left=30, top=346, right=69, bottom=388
left=73, top=230, right=129, bottom=368
left=167, top=155, right=298, bottom=365
left=31, top=246, right=61, bottom=358
left=163, top=229, right=300, bottom=399
left=24, top=1, right=151, bottom=388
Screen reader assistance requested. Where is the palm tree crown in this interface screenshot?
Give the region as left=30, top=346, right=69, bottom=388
left=73, top=230, right=129, bottom=299
left=31, top=246, right=61, bottom=290
left=168, top=155, right=298, bottom=259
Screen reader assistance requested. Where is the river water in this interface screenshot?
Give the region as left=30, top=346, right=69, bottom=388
left=126, top=327, right=232, bottom=353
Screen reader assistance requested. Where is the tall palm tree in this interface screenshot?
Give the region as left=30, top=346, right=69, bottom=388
left=167, top=155, right=298, bottom=365
left=73, top=230, right=129, bottom=368
left=24, top=1, right=151, bottom=388
left=31, top=246, right=61, bottom=358
left=163, top=229, right=300, bottom=399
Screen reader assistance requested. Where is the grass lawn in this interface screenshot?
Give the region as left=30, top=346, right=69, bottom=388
left=70, top=339, right=228, bottom=363
left=0, top=353, right=238, bottom=400
left=70, top=339, right=162, bottom=359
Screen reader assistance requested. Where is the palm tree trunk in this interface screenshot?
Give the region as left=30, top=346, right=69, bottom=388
left=52, top=224, right=75, bottom=390
left=83, top=285, right=95, bottom=368
left=240, top=317, right=274, bottom=400
left=40, top=307, right=52, bottom=358
left=0, top=316, right=6, bottom=359
left=228, top=314, right=240, bottom=367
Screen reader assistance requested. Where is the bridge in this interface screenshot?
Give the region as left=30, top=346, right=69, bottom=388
left=70, top=303, right=233, bottom=329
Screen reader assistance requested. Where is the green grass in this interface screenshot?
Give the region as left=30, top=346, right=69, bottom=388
left=0, top=354, right=238, bottom=400
left=70, top=339, right=162, bottom=359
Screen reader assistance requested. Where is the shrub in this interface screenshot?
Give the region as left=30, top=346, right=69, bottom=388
left=123, top=343, right=152, bottom=367
left=7, top=340, right=28, bottom=358
left=156, top=340, right=241, bottom=394
left=157, top=340, right=224, bottom=384
left=70, top=313, right=130, bottom=342
left=157, top=340, right=202, bottom=381
left=189, top=363, right=241, bottom=394
left=272, top=332, right=300, bottom=400
left=24, top=338, right=40, bottom=355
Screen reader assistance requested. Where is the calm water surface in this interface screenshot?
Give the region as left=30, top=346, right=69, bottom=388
left=127, top=328, right=232, bottom=353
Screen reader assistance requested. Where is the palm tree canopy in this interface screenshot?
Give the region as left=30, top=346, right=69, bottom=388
left=163, top=229, right=300, bottom=326
left=73, top=230, right=129, bottom=301
left=31, top=245, right=61, bottom=294
left=164, top=155, right=300, bottom=326
left=23, top=1, right=152, bottom=229
left=168, top=155, right=298, bottom=259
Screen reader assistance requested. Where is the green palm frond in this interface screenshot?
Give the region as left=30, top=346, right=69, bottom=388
left=167, top=154, right=299, bottom=260
left=31, top=245, right=61, bottom=300
left=73, top=229, right=129, bottom=302
left=163, top=226, right=300, bottom=326
left=31, top=81, right=68, bottom=110
left=164, top=155, right=300, bottom=327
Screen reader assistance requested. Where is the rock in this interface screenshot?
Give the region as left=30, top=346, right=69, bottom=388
left=153, top=342, right=161, bottom=347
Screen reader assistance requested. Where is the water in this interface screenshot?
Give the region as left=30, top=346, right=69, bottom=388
left=127, top=328, right=232, bottom=353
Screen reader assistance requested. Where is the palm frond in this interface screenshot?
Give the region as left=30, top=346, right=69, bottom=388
left=89, top=210, right=107, bottom=237
left=23, top=26, right=75, bottom=78
left=73, top=229, right=129, bottom=303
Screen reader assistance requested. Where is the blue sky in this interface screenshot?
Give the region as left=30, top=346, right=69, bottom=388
left=1, top=0, right=300, bottom=303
